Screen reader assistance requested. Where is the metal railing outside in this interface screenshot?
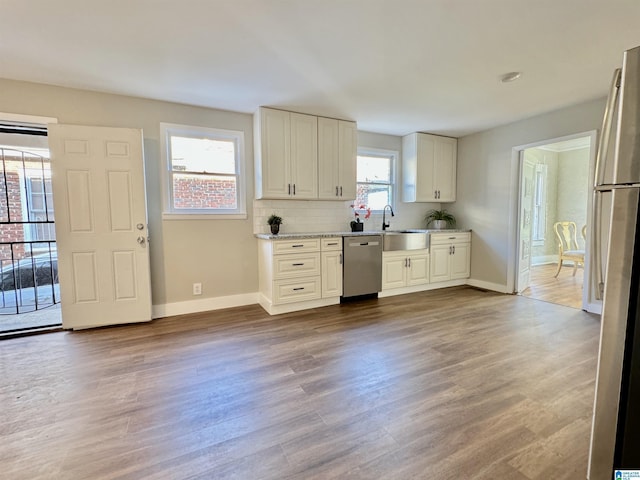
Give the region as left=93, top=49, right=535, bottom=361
left=0, top=241, right=59, bottom=314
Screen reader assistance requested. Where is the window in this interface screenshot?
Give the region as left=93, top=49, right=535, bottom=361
left=356, top=149, right=395, bottom=211
left=532, top=164, right=547, bottom=244
left=27, top=176, right=55, bottom=242
left=161, top=123, right=245, bottom=217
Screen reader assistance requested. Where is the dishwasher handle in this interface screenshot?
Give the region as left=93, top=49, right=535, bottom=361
left=348, top=240, right=380, bottom=247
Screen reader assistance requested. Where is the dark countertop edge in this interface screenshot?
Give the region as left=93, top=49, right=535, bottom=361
left=255, top=229, right=471, bottom=240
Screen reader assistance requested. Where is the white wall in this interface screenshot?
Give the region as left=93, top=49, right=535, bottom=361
left=526, top=148, right=559, bottom=260
left=0, top=78, right=257, bottom=313
left=0, top=79, right=436, bottom=316
left=0, top=77, right=606, bottom=309
left=451, top=98, right=605, bottom=291
left=557, top=147, right=590, bottom=248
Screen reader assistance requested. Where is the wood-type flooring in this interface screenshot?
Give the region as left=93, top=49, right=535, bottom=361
left=521, top=263, right=584, bottom=309
left=1, top=286, right=601, bottom=479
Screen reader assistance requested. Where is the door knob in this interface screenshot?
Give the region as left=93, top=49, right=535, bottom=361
left=137, top=236, right=146, bottom=246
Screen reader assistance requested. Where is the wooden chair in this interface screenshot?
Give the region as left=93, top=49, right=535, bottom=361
left=553, top=221, right=585, bottom=277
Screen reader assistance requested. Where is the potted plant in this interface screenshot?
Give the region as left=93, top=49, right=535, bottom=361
left=425, top=209, right=456, bottom=229
left=267, top=214, right=283, bottom=235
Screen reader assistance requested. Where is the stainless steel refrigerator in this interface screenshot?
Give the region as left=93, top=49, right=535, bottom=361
left=588, top=45, right=640, bottom=478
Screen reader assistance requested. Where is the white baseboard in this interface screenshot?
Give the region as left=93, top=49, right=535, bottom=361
left=151, top=280, right=513, bottom=319
left=258, top=295, right=340, bottom=315
left=152, top=292, right=259, bottom=319
left=532, top=255, right=557, bottom=266
left=378, top=279, right=467, bottom=298
left=466, top=278, right=512, bottom=294
left=584, top=301, right=602, bottom=315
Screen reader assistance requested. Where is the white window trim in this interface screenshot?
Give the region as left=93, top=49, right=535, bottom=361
left=160, top=122, right=246, bottom=219
left=532, top=164, right=547, bottom=246
left=24, top=173, right=55, bottom=244
left=356, top=147, right=397, bottom=211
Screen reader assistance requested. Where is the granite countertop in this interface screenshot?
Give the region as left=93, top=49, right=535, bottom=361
left=255, top=229, right=471, bottom=240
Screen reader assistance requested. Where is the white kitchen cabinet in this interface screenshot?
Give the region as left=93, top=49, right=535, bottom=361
left=254, top=107, right=318, bottom=199
left=321, top=237, right=343, bottom=298
left=318, top=117, right=357, bottom=200
left=429, top=232, right=470, bottom=283
left=402, top=132, right=457, bottom=202
left=258, top=237, right=341, bottom=315
left=382, top=249, right=429, bottom=291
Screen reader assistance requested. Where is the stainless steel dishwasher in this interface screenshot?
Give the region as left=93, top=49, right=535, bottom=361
left=342, top=235, right=383, bottom=298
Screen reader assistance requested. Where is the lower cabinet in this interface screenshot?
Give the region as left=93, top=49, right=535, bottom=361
left=321, top=237, right=343, bottom=298
left=258, top=237, right=342, bottom=315
left=381, top=232, right=471, bottom=298
left=259, top=232, right=470, bottom=311
left=382, top=249, right=429, bottom=291
left=430, top=232, right=471, bottom=283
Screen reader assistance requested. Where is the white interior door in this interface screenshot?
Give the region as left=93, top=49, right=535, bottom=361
left=517, top=156, right=536, bottom=293
left=48, top=124, right=151, bottom=329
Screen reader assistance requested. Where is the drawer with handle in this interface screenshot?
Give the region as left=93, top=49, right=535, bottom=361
left=273, top=253, right=321, bottom=279
left=273, top=238, right=321, bottom=254
left=430, top=232, right=471, bottom=245
left=273, top=277, right=322, bottom=304
left=321, top=237, right=342, bottom=251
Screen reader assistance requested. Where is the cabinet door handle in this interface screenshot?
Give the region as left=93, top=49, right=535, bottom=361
left=340, top=186, right=343, bottom=196
left=339, top=253, right=343, bottom=264
left=292, top=244, right=304, bottom=248
left=292, top=263, right=304, bottom=266
left=449, top=246, right=452, bottom=255
left=293, top=184, right=296, bottom=195
left=288, top=183, right=291, bottom=195
left=452, top=245, right=455, bottom=254
left=408, top=258, right=411, bottom=268
left=293, top=287, right=305, bottom=291
left=336, top=186, right=339, bottom=196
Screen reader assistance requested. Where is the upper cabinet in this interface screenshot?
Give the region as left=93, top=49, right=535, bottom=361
left=402, top=132, right=457, bottom=203
left=318, top=118, right=357, bottom=200
left=255, top=107, right=357, bottom=200
left=255, top=107, right=318, bottom=199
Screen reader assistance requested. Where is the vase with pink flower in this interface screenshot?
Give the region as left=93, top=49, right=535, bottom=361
left=350, top=204, right=371, bottom=232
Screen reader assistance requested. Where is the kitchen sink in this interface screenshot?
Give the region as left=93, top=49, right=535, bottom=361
left=383, top=231, right=429, bottom=251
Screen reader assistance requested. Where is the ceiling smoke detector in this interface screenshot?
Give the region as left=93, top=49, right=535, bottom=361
left=501, top=72, right=522, bottom=83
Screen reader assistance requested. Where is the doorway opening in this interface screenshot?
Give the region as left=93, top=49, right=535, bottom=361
left=516, top=135, right=593, bottom=310
left=0, top=123, right=61, bottom=334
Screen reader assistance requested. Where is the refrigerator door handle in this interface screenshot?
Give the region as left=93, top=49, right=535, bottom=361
left=593, top=189, right=605, bottom=300
left=592, top=68, right=622, bottom=300
left=594, top=68, right=622, bottom=188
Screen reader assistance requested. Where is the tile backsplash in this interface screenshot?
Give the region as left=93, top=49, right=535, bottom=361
left=253, top=199, right=436, bottom=234
left=254, top=199, right=360, bottom=234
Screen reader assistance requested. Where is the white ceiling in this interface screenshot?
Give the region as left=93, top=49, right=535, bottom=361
left=2, top=1, right=639, bottom=137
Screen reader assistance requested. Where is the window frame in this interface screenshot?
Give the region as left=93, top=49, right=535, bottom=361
left=25, top=175, right=56, bottom=243
left=160, top=122, right=246, bottom=219
left=532, top=164, right=547, bottom=245
left=355, top=147, right=397, bottom=212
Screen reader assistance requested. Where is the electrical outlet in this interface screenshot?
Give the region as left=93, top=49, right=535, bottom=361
left=193, top=283, right=202, bottom=295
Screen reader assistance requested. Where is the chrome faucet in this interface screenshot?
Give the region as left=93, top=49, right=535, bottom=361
left=382, top=204, right=395, bottom=230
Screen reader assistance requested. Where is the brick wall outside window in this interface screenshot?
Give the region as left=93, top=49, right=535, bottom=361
left=0, top=155, right=51, bottom=261
left=173, top=175, right=237, bottom=210
left=0, top=160, right=27, bottom=260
